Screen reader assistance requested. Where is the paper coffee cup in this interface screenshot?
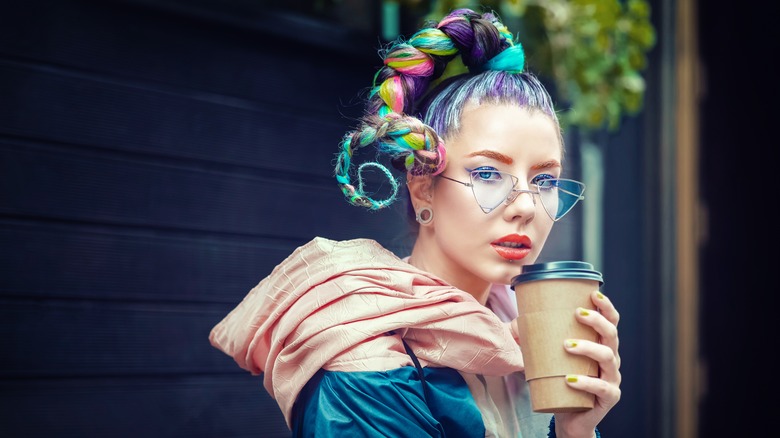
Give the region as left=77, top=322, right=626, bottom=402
left=511, top=261, right=604, bottom=413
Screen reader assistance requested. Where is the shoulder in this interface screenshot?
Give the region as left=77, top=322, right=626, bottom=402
left=265, top=237, right=402, bottom=282
left=294, top=236, right=404, bottom=268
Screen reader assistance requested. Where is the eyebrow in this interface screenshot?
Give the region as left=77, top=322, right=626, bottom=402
left=465, top=151, right=562, bottom=170
left=531, top=159, right=562, bottom=170
left=466, top=150, right=513, bottom=164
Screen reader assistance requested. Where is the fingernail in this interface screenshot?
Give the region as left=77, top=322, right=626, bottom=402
left=565, top=339, right=578, bottom=348
left=596, top=291, right=605, bottom=300
left=566, top=375, right=579, bottom=383
left=578, top=308, right=590, bottom=316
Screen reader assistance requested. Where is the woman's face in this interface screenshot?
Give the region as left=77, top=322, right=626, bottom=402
left=424, top=103, right=562, bottom=292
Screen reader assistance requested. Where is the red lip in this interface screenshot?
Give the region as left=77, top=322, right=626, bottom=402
left=491, top=234, right=533, bottom=261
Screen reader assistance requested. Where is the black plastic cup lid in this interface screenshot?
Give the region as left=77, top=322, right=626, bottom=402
left=510, top=261, right=603, bottom=289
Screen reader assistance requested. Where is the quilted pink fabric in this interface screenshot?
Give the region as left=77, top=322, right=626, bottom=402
left=209, top=237, right=523, bottom=427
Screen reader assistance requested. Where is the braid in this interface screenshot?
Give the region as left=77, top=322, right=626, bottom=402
left=334, top=8, right=523, bottom=210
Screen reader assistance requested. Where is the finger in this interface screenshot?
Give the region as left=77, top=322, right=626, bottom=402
left=591, top=291, right=620, bottom=327
left=564, top=339, right=621, bottom=382
left=576, top=307, right=619, bottom=354
left=564, top=374, right=622, bottom=409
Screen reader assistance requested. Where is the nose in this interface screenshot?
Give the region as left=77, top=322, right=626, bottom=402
left=503, top=188, right=537, bottom=221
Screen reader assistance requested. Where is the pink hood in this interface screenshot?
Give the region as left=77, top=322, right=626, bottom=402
left=209, top=237, right=523, bottom=427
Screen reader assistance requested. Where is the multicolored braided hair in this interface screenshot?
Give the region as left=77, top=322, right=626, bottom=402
left=334, top=8, right=542, bottom=210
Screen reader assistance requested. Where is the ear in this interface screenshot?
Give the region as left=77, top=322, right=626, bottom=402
left=406, top=173, right=434, bottom=210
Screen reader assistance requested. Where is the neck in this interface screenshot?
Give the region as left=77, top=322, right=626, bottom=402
left=407, top=233, right=493, bottom=305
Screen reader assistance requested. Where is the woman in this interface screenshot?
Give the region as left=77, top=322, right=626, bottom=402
left=210, top=8, right=620, bottom=437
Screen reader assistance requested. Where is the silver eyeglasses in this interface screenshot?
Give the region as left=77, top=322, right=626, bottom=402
left=439, top=170, right=586, bottom=221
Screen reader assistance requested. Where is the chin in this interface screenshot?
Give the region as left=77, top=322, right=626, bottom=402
left=487, top=267, right=522, bottom=287
left=491, top=256, right=540, bottom=285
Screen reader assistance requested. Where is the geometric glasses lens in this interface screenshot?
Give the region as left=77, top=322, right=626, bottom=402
left=469, top=170, right=518, bottom=213
left=537, top=178, right=586, bottom=221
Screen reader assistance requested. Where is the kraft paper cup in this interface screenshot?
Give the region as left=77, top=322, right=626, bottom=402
left=511, top=261, right=604, bottom=413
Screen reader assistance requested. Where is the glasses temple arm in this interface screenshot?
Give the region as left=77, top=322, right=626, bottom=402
left=553, top=186, right=586, bottom=200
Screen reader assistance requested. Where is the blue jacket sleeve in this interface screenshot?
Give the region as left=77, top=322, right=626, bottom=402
left=291, top=367, right=485, bottom=438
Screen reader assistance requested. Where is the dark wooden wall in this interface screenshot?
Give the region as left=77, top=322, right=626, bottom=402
left=0, top=1, right=414, bottom=436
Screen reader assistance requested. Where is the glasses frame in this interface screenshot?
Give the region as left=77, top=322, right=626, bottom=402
left=439, top=171, right=586, bottom=221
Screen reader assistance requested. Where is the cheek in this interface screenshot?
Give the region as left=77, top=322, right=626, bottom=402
left=433, top=182, right=483, bottom=222
left=430, top=185, right=488, bottom=259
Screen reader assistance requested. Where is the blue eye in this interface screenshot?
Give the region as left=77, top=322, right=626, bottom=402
left=531, top=173, right=556, bottom=186
left=470, top=167, right=503, bottom=184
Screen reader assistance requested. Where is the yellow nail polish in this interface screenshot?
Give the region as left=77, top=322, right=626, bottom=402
left=566, top=375, right=578, bottom=383
left=565, top=339, right=578, bottom=348
left=596, top=292, right=605, bottom=300
left=579, top=308, right=590, bottom=316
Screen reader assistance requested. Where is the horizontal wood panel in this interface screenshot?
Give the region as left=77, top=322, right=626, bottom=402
left=0, top=0, right=376, bottom=113
left=2, top=299, right=248, bottom=376
left=0, top=143, right=409, bottom=244
left=0, top=65, right=355, bottom=177
left=0, top=2, right=410, bottom=437
left=0, top=375, right=290, bottom=437
left=0, top=220, right=299, bottom=303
